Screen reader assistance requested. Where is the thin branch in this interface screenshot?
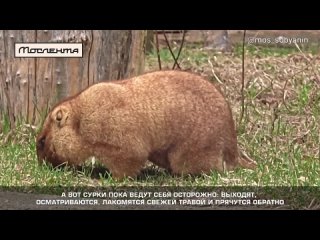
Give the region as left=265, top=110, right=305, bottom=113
left=155, top=30, right=162, bottom=70
left=163, top=31, right=181, bottom=69
left=238, top=30, right=246, bottom=127
left=172, top=30, right=186, bottom=69
left=87, top=30, right=94, bottom=86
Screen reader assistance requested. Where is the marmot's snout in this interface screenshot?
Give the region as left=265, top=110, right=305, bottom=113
left=36, top=135, right=46, bottom=165
left=37, top=136, right=46, bottom=151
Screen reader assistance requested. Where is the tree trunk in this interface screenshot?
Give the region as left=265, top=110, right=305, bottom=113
left=202, top=30, right=231, bottom=51
left=0, top=30, right=146, bottom=129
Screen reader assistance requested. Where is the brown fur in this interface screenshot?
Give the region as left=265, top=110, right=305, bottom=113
left=36, top=70, right=256, bottom=179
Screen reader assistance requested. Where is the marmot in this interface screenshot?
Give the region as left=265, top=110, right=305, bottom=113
left=36, top=70, right=256, bottom=179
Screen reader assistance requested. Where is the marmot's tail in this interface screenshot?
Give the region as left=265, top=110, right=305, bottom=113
left=238, top=150, right=257, bottom=169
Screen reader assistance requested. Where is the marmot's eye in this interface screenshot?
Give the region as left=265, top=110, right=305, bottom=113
left=38, top=136, right=46, bottom=149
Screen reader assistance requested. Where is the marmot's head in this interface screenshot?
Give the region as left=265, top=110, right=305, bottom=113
left=36, top=103, right=85, bottom=167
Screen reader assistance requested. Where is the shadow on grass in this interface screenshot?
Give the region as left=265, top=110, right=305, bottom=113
left=138, top=167, right=168, bottom=180
left=74, top=165, right=110, bottom=179
left=73, top=165, right=166, bottom=180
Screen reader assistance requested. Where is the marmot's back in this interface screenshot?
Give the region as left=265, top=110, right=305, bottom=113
left=78, top=70, right=231, bottom=148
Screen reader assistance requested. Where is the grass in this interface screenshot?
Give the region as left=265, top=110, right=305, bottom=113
left=1, top=42, right=320, bottom=208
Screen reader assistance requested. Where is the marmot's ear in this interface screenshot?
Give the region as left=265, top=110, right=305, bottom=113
left=51, top=105, right=70, bottom=127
